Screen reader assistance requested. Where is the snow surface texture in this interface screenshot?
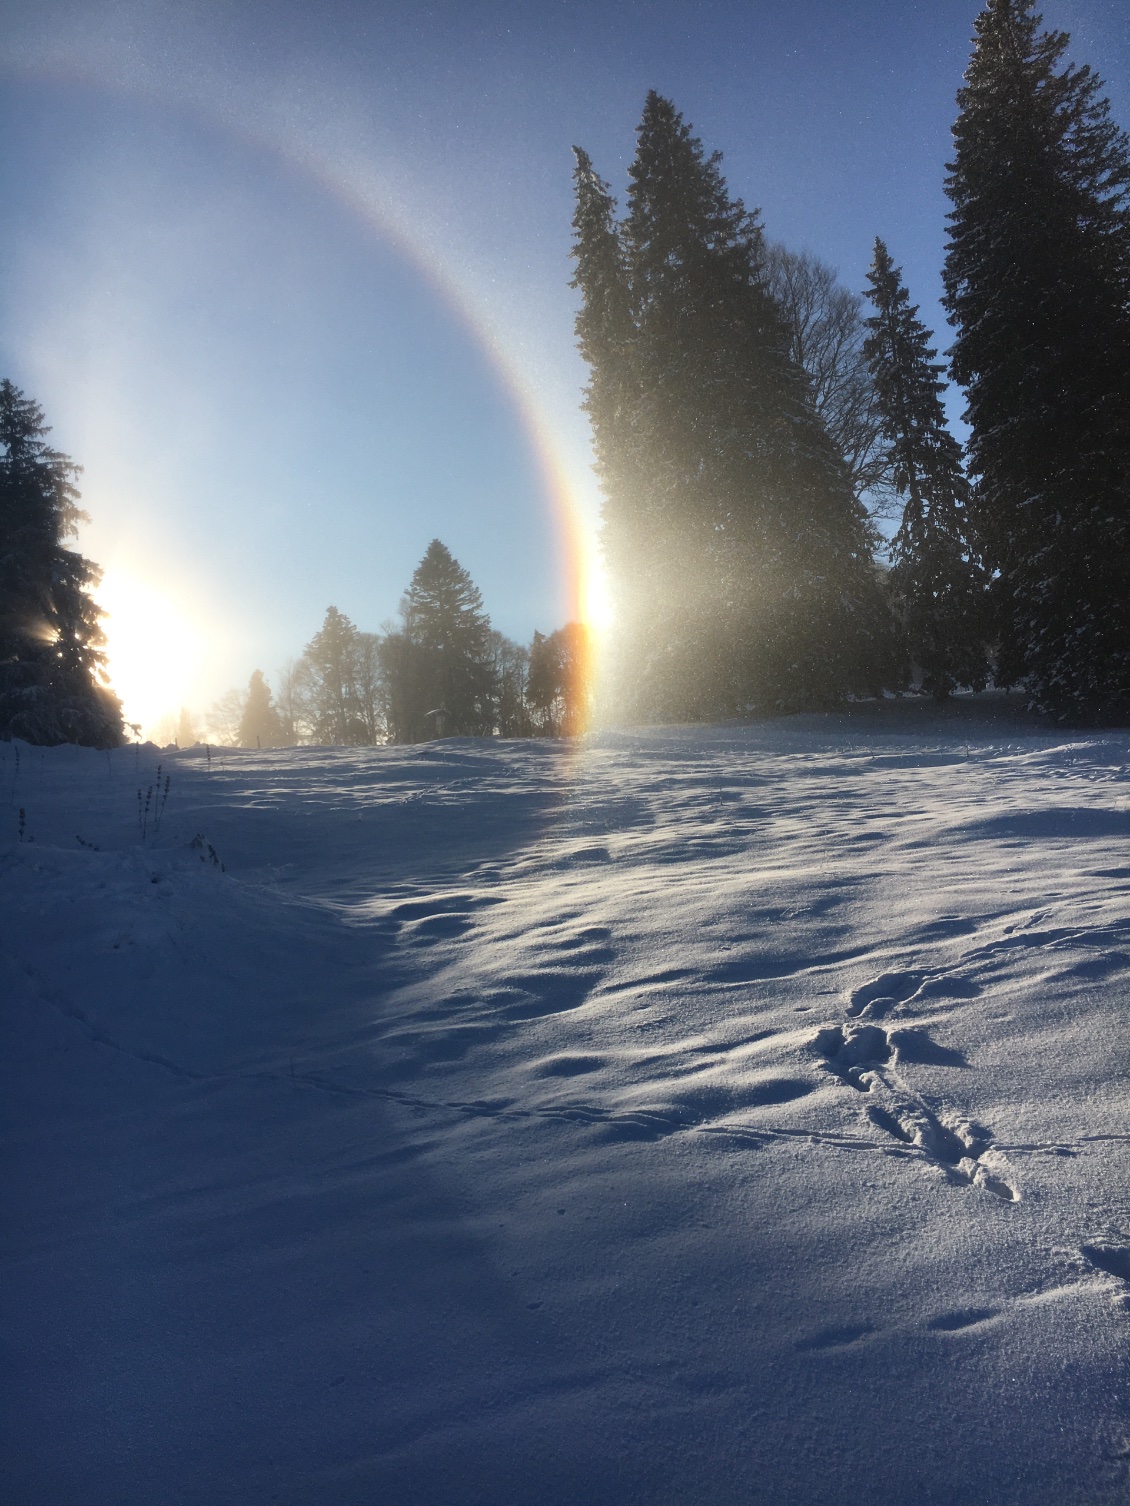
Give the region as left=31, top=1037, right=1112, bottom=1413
left=3, top=697, right=1129, bottom=1505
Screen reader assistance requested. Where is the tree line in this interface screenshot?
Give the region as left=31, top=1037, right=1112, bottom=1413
left=572, top=0, right=1130, bottom=723
left=214, top=541, right=590, bottom=749
left=0, top=377, right=587, bottom=750
left=3, top=0, right=1128, bottom=747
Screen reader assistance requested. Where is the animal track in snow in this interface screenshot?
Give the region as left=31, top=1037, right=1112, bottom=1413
left=845, top=967, right=981, bottom=1020
left=846, top=971, right=923, bottom=1019
left=1081, top=1243, right=1130, bottom=1283
left=812, top=1023, right=892, bottom=1087
left=811, top=1022, right=1017, bottom=1200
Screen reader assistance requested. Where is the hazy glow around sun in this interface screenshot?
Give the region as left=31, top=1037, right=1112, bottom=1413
left=579, top=544, right=613, bottom=641
left=95, top=567, right=206, bottom=740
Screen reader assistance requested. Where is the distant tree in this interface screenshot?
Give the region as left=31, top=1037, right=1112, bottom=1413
left=176, top=707, right=198, bottom=747
left=527, top=622, right=591, bottom=735
left=155, top=706, right=202, bottom=747
left=0, top=380, right=122, bottom=746
left=943, top=0, right=1130, bottom=718
left=488, top=631, right=533, bottom=738
left=274, top=659, right=311, bottom=745
left=302, top=606, right=364, bottom=744
left=353, top=633, right=386, bottom=745
left=572, top=94, right=898, bottom=720
left=761, top=243, right=894, bottom=515
left=203, top=691, right=243, bottom=747
left=394, top=540, right=496, bottom=740
left=864, top=239, right=990, bottom=698
left=377, top=627, right=417, bottom=745
left=526, top=631, right=557, bottom=734
left=237, top=670, right=282, bottom=748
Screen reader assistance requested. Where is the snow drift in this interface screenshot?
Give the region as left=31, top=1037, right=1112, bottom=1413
left=3, top=698, right=1129, bottom=1504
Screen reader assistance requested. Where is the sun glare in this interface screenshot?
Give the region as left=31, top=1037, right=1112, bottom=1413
left=95, top=569, right=205, bottom=740
left=580, top=547, right=614, bottom=640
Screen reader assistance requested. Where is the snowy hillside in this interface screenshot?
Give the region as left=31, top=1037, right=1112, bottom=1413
left=3, top=699, right=1129, bottom=1505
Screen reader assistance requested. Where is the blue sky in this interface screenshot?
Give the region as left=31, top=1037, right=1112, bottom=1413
left=2, top=0, right=1126, bottom=732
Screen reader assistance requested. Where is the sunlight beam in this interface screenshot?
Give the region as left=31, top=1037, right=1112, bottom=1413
left=95, top=567, right=205, bottom=740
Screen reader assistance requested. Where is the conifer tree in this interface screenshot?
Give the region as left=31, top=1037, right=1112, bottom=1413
left=572, top=94, right=898, bottom=718
left=237, top=669, right=282, bottom=748
left=0, top=380, right=122, bottom=746
left=303, top=606, right=362, bottom=744
left=397, top=540, right=495, bottom=739
left=864, top=240, right=989, bottom=698
left=943, top=0, right=1130, bottom=719
left=527, top=623, right=591, bottom=736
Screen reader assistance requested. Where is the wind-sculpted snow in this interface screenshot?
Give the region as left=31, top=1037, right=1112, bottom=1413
left=2, top=699, right=1129, bottom=1505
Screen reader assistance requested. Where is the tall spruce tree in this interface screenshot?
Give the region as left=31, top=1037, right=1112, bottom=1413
left=573, top=94, right=898, bottom=719
left=0, top=380, right=122, bottom=746
left=237, top=670, right=282, bottom=748
left=396, top=540, right=496, bottom=740
left=943, top=0, right=1130, bottom=719
left=864, top=240, right=989, bottom=698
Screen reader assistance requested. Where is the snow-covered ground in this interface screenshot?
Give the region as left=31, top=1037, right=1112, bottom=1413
left=3, top=698, right=1129, bottom=1505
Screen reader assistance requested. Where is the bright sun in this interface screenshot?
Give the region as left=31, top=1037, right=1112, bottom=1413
left=581, top=552, right=614, bottom=639
left=95, top=568, right=205, bottom=739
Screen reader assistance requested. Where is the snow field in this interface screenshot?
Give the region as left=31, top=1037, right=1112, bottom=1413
left=2, top=701, right=1129, bottom=1504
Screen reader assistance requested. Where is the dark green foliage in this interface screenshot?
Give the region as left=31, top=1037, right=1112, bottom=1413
left=572, top=94, right=899, bottom=720
left=237, top=669, right=282, bottom=748
left=527, top=622, right=590, bottom=735
left=943, top=0, right=1130, bottom=719
left=0, top=380, right=122, bottom=746
left=386, top=540, right=497, bottom=741
left=864, top=240, right=990, bottom=698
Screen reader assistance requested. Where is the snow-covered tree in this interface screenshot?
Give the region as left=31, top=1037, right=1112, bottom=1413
left=943, top=0, right=1130, bottom=719
left=864, top=240, right=990, bottom=698
left=0, top=380, right=122, bottom=746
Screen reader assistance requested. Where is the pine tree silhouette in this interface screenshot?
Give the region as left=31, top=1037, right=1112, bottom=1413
left=303, top=607, right=362, bottom=745
left=572, top=93, right=898, bottom=719
left=237, top=670, right=282, bottom=748
left=527, top=623, right=590, bottom=736
left=0, top=380, right=122, bottom=746
left=864, top=240, right=989, bottom=698
left=944, top=0, right=1130, bottom=719
left=398, top=540, right=495, bottom=740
